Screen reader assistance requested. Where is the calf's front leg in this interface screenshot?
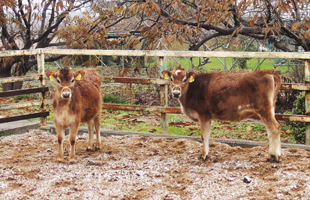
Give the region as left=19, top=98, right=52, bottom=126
left=55, top=123, right=65, bottom=162
left=199, top=119, right=212, bottom=160
left=69, top=121, right=80, bottom=164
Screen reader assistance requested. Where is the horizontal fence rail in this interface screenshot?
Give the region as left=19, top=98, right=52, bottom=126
left=102, top=77, right=169, bottom=85
left=0, top=112, right=49, bottom=124
left=1, top=49, right=310, bottom=59
left=0, top=75, right=41, bottom=84
left=0, top=87, right=48, bottom=98
left=280, top=83, right=310, bottom=91
left=0, top=100, right=52, bottom=110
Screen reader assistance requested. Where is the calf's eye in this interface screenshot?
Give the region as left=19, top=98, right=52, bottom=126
left=183, top=78, right=187, bottom=83
left=71, top=79, right=75, bottom=83
left=57, top=79, right=60, bottom=83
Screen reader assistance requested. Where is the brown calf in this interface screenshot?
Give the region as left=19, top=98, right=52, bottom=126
left=163, top=66, right=282, bottom=162
left=46, top=67, right=102, bottom=163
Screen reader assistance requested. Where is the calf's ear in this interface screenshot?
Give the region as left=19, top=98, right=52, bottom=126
left=162, top=70, right=171, bottom=79
left=46, top=71, right=56, bottom=81
left=74, top=70, right=85, bottom=80
left=188, top=72, right=196, bottom=83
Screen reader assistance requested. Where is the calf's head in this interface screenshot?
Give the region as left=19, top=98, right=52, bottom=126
left=162, top=66, right=196, bottom=98
left=46, top=67, right=85, bottom=99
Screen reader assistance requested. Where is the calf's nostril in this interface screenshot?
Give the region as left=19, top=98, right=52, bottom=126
left=173, top=93, right=180, bottom=98
left=62, top=93, right=71, bottom=98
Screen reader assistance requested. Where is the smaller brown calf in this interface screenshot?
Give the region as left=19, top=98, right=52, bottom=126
left=46, top=67, right=102, bottom=163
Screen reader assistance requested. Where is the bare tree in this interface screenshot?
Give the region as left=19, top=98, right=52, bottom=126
left=0, top=0, right=124, bottom=90
left=2, top=0, right=309, bottom=88
left=111, top=0, right=310, bottom=53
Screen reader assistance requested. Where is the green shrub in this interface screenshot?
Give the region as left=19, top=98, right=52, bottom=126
left=286, top=92, right=306, bottom=143
left=103, top=94, right=127, bottom=104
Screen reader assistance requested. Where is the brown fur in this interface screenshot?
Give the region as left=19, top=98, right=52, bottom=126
left=163, top=66, right=282, bottom=162
left=46, top=67, right=102, bottom=163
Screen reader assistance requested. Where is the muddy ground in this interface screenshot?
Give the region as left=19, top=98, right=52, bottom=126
left=0, top=130, right=310, bottom=199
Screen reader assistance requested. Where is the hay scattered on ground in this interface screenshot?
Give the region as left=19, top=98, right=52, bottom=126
left=1, top=130, right=310, bottom=199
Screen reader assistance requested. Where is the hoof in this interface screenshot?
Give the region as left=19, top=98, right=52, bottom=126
left=87, top=144, right=101, bottom=151
left=86, top=146, right=95, bottom=151
left=57, top=157, right=65, bottom=163
left=199, top=154, right=209, bottom=161
left=267, top=155, right=280, bottom=163
left=69, top=159, right=76, bottom=164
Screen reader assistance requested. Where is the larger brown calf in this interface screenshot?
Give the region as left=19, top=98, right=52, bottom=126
left=46, top=67, right=102, bottom=163
left=163, top=66, right=282, bottom=162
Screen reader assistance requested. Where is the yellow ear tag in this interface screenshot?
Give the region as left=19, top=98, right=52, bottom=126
left=76, top=73, right=82, bottom=81
left=49, top=75, right=55, bottom=81
left=189, top=75, right=195, bottom=83
left=164, top=73, right=170, bottom=80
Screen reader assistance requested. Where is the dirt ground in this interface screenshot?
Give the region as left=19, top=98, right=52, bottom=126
left=1, top=130, right=310, bottom=199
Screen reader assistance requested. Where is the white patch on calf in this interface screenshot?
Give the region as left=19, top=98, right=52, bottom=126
left=175, top=70, right=182, bottom=75
left=180, top=104, right=185, bottom=113
left=55, top=108, right=77, bottom=128
left=183, top=107, right=199, bottom=121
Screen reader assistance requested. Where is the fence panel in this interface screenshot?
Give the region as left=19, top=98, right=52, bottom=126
left=0, top=50, right=48, bottom=125
left=1, top=49, right=310, bottom=145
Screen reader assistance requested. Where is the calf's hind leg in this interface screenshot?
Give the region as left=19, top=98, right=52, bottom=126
left=260, top=113, right=281, bottom=162
left=94, top=115, right=101, bottom=150
left=87, top=119, right=95, bottom=150
left=199, top=119, right=212, bottom=160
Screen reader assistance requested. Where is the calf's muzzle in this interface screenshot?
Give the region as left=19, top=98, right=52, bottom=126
left=172, top=85, right=181, bottom=98
left=61, top=87, right=72, bottom=99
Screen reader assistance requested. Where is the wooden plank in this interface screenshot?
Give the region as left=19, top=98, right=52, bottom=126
left=280, top=83, right=310, bottom=91
left=0, top=87, right=48, bottom=98
left=43, top=49, right=310, bottom=59
left=0, top=99, right=52, bottom=110
left=102, top=104, right=182, bottom=113
left=0, top=111, right=49, bottom=124
left=275, top=114, right=310, bottom=122
left=1, top=49, right=310, bottom=59
left=102, top=77, right=169, bottom=85
left=0, top=75, right=41, bottom=84
left=0, top=49, right=41, bottom=56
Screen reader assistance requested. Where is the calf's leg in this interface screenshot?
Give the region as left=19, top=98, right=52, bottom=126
left=94, top=115, right=101, bottom=149
left=199, top=119, right=212, bottom=160
left=55, top=123, right=65, bottom=162
left=259, top=113, right=281, bottom=162
left=87, top=119, right=95, bottom=150
left=69, top=121, right=79, bottom=163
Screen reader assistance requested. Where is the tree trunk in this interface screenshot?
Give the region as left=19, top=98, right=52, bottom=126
left=0, top=62, right=23, bottom=91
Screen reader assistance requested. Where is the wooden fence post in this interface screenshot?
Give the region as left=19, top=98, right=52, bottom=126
left=304, top=60, right=310, bottom=148
left=37, top=50, right=47, bottom=126
left=159, top=56, right=169, bottom=134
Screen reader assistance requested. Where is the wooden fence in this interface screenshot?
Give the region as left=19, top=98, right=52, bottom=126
left=1, top=49, right=310, bottom=145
